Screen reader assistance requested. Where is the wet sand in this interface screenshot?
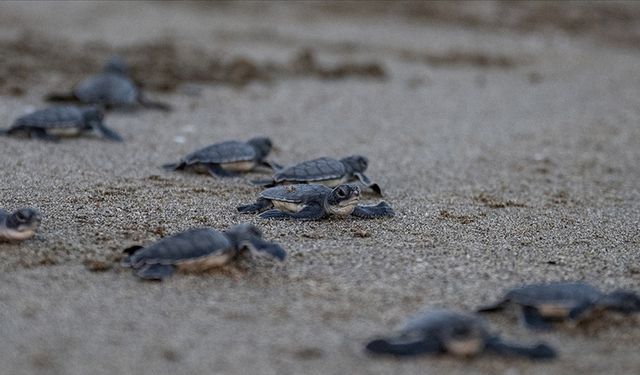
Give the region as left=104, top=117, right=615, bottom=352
left=0, top=2, right=639, bottom=374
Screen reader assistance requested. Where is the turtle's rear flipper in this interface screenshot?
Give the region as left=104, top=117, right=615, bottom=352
left=136, top=264, right=175, bottom=281
left=484, top=336, right=556, bottom=360
left=260, top=204, right=325, bottom=221
left=366, top=336, right=441, bottom=356
left=261, top=160, right=283, bottom=171
left=32, top=129, right=59, bottom=142
left=521, top=306, right=552, bottom=330
left=162, top=162, right=183, bottom=171
left=351, top=202, right=394, bottom=219
left=477, top=298, right=509, bottom=313
left=250, top=178, right=276, bottom=187
left=121, top=245, right=144, bottom=267
left=354, top=172, right=383, bottom=196
left=568, top=301, right=594, bottom=321
left=138, top=95, right=171, bottom=112
left=93, top=122, right=123, bottom=142
left=45, top=92, right=79, bottom=103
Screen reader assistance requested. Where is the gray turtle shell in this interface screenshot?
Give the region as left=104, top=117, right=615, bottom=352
left=12, top=106, right=88, bottom=130
left=74, top=73, right=138, bottom=107
left=127, top=228, right=232, bottom=267
left=506, top=282, right=603, bottom=306
left=259, top=184, right=331, bottom=203
left=273, top=157, right=346, bottom=182
left=182, top=141, right=257, bottom=165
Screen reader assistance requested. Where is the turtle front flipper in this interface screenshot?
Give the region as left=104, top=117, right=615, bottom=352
left=208, top=164, right=240, bottom=178
left=521, top=306, right=553, bottom=330
left=366, top=336, right=441, bottom=356
left=250, top=178, right=277, bottom=187
left=354, top=172, right=383, bottom=196
left=237, top=198, right=273, bottom=214
left=138, top=95, right=172, bottom=112
left=484, top=336, right=556, bottom=360
left=92, top=121, right=123, bottom=142
left=136, top=264, right=175, bottom=281
left=351, top=201, right=394, bottom=219
left=568, top=301, right=595, bottom=321
left=241, top=237, right=286, bottom=261
left=259, top=204, right=325, bottom=221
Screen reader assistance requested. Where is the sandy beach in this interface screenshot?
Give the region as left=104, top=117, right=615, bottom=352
left=1, top=1, right=639, bottom=374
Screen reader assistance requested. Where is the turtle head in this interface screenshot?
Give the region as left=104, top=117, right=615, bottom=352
left=599, top=290, right=640, bottom=313
left=103, top=56, right=128, bottom=75
left=247, top=137, right=273, bottom=161
left=3, top=208, right=41, bottom=240
left=340, top=155, right=369, bottom=174
left=81, top=106, right=105, bottom=123
left=226, top=223, right=286, bottom=261
left=325, top=184, right=360, bottom=216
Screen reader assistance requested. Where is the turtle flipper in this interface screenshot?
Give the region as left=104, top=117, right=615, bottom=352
left=354, top=172, right=383, bottom=196
left=0, top=128, right=8, bottom=136
left=477, top=298, right=510, bottom=313
left=351, top=201, right=394, bottom=219
left=44, top=91, right=79, bottom=103
left=484, top=336, right=556, bottom=360
left=136, top=264, right=175, bottom=281
left=521, top=306, right=552, bottom=330
left=92, top=121, right=123, bottom=142
left=138, top=94, right=172, bottom=111
left=237, top=198, right=273, bottom=214
left=366, top=336, right=441, bottom=356
left=162, top=162, right=184, bottom=171
left=259, top=204, right=325, bottom=221
left=260, top=160, right=283, bottom=171
left=241, top=237, right=286, bottom=261
left=568, top=301, right=594, bottom=321
left=208, top=164, right=240, bottom=178
left=250, top=178, right=277, bottom=187
left=121, top=245, right=144, bottom=267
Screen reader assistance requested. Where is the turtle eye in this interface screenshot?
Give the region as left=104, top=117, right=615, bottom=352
left=15, top=211, right=27, bottom=222
left=337, top=188, right=347, bottom=198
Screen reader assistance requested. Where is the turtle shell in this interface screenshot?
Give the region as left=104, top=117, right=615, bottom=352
left=259, top=184, right=331, bottom=203
left=127, top=228, right=232, bottom=267
left=12, top=106, right=87, bottom=129
left=183, top=141, right=257, bottom=165
left=273, top=157, right=346, bottom=182
left=74, top=73, right=138, bottom=107
left=506, top=282, right=602, bottom=307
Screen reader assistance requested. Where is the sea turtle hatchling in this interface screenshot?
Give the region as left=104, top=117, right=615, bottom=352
left=253, top=155, right=382, bottom=195
left=121, top=224, right=286, bottom=281
left=162, top=137, right=278, bottom=177
left=0, top=105, right=122, bottom=142
left=477, top=282, right=640, bottom=330
left=0, top=208, right=41, bottom=241
left=366, top=309, right=556, bottom=359
left=237, top=184, right=394, bottom=220
left=46, top=56, right=170, bottom=111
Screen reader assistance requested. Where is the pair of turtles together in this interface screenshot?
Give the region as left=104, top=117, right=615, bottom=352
left=163, top=137, right=394, bottom=220
left=0, top=208, right=41, bottom=241
left=367, top=282, right=640, bottom=359
left=1, top=56, right=169, bottom=142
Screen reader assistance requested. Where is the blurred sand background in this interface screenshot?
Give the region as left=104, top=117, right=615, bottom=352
left=0, top=1, right=639, bottom=374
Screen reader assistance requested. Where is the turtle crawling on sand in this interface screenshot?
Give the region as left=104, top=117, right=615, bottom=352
left=121, top=224, right=285, bottom=281
left=0, top=208, right=41, bottom=241
left=477, top=282, right=640, bottom=330
left=0, top=105, right=122, bottom=142
left=163, top=137, right=278, bottom=177
left=253, top=155, right=382, bottom=195
left=46, top=56, right=170, bottom=111
left=237, top=184, right=394, bottom=220
left=366, top=309, right=556, bottom=360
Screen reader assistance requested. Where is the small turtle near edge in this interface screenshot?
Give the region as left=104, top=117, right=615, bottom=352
left=163, top=137, right=278, bottom=177
left=477, top=281, right=640, bottom=330
left=366, top=309, right=556, bottom=360
left=0, top=105, right=122, bottom=142
left=121, top=224, right=286, bottom=281
left=46, top=56, right=170, bottom=111
left=0, top=208, right=41, bottom=241
left=237, top=184, right=394, bottom=220
left=252, top=155, right=382, bottom=195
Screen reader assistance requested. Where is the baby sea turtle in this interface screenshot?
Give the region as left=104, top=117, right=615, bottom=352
left=477, top=282, right=640, bottom=330
left=162, top=137, right=278, bottom=177
left=46, top=56, right=170, bottom=111
left=121, top=224, right=286, bottom=281
left=237, top=184, right=394, bottom=220
left=366, top=309, right=556, bottom=359
left=1, top=105, right=122, bottom=142
left=0, top=208, right=41, bottom=241
left=253, top=156, right=382, bottom=195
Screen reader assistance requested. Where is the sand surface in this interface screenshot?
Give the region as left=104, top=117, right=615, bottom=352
left=1, top=2, right=639, bottom=374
